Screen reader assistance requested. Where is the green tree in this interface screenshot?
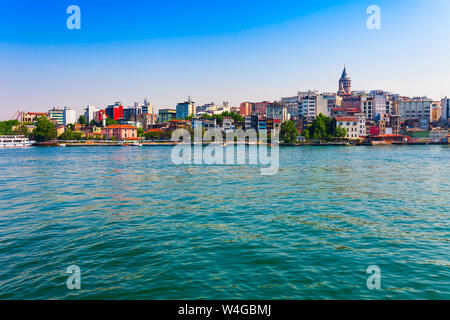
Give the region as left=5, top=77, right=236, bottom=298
left=58, top=128, right=75, bottom=140
left=90, top=119, right=100, bottom=127
left=74, top=131, right=84, bottom=140
left=78, top=115, right=87, bottom=125
left=33, top=116, right=57, bottom=142
left=301, top=128, right=310, bottom=140
left=280, top=121, right=298, bottom=143
left=137, top=128, right=144, bottom=137
left=334, top=126, right=348, bottom=139
left=0, top=120, right=20, bottom=135
left=309, top=113, right=332, bottom=140
left=105, top=118, right=118, bottom=126
left=14, top=124, right=30, bottom=137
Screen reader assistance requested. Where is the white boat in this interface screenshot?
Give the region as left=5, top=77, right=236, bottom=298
left=0, top=135, right=34, bottom=147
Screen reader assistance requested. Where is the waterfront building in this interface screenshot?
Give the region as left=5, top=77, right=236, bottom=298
left=252, top=101, right=270, bottom=117
left=101, top=124, right=138, bottom=140
left=420, top=117, right=429, bottom=131
left=158, top=109, right=177, bottom=122
left=341, top=95, right=362, bottom=112
left=176, top=97, right=196, bottom=119
left=390, top=115, right=401, bottom=135
left=338, top=66, right=351, bottom=96
left=193, top=119, right=217, bottom=131
left=106, top=102, right=124, bottom=121
left=298, top=91, right=318, bottom=119
left=431, top=101, right=442, bottom=123
left=429, top=128, right=449, bottom=142
left=331, top=107, right=348, bottom=117
left=354, top=113, right=366, bottom=137
left=374, top=94, right=390, bottom=117
left=266, top=103, right=288, bottom=122
left=20, top=112, right=48, bottom=123
left=123, top=104, right=143, bottom=121
left=93, top=109, right=106, bottom=124
left=333, top=116, right=360, bottom=139
left=266, top=118, right=281, bottom=133
left=84, top=105, right=99, bottom=124
left=258, top=117, right=267, bottom=131
left=399, top=97, right=432, bottom=121
left=135, top=113, right=156, bottom=131
left=48, top=108, right=64, bottom=125
left=279, top=96, right=300, bottom=118
left=440, top=97, right=449, bottom=124
left=63, top=107, right=77, bottom=126
left=240, top=102, right=253, bottom=117
left=142, top=99, right=154, bottom=115
left=361, top=96, right=374, bottom=119
left=196, top=102, right=229, bottom=116
left=245, top=114, right=259, bottom=130
left=222, top=117, right=235, bottom=133
left=319, top=93, right=341, bottom=116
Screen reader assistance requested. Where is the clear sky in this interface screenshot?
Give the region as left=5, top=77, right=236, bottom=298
left=1, top=0, right=450, bottom=119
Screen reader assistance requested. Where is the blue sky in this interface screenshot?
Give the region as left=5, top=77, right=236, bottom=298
left=1, top=0, right=450, bottom=119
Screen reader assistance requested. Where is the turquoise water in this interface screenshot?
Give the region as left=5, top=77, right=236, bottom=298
left=0, top=146, right=449, bottom=299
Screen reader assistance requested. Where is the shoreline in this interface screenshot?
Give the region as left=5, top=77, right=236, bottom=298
left=30, top=141, right=450, bottom=147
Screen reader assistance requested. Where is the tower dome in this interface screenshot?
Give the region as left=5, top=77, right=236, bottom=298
left=338, top=66, right=351, bottom=95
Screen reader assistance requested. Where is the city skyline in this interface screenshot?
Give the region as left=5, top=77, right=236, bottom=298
left=1, top=0, right=450, bottom=119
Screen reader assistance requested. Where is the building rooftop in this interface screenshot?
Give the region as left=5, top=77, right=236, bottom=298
left=104, top=125, right=137, bottom=129
left=335, top=117, right=357, bottom=122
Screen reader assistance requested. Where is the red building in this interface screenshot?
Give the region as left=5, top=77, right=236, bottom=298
left=252, top=101, right=270, bottom=117
left=341, top=95, right=361, bottom=111
left=240, top=102, right=253, bottom=116
left=106, top=103, right=124, bottom=121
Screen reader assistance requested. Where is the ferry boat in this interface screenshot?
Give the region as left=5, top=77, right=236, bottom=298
left=0, top=135, right=35, bottom=147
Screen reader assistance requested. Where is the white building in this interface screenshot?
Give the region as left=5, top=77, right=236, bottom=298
left=361, top=96, right=374, bottom=120
left=374, top=94, right=389, bottom=117
left=266, top=104, right=288, bottom=122
left=297, top=91, right=338, bottom=118
left=399, top=97, right=432, bottom=121
left=354, top=113, right=366, bottom=137
left=196, top=102, right=229, bottom=116
left=142, top=99, right=154, bottom=115
left=279, top=96, right=300, bottom=118
left=84, top=105, right=99, bottom=124
left=298, top=91, right=318, bottom=118
left=334, top=116, right=360, bottom=139
left=318, top=93, right=340, bottom=117
left=63, top=107, right=77, bottom=126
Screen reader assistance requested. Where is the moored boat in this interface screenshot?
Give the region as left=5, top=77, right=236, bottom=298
left=0, top=135, right=34, bottom=147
